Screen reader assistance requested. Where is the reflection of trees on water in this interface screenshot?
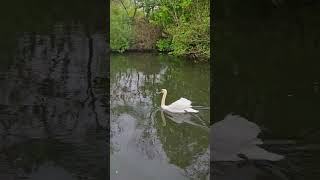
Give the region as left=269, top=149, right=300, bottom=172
left=157, top=111, right=210, bottom=179
left=110, top=55, right=210, bottom=179
left=155, top=112, right=209, bottom=178
left=111, top=111, right=167, bottom=162
left=110, top=58, right=166, bottom=108
left=111, top=71, right=158, bottom=107
left=0, top=23, right=108, bottom=179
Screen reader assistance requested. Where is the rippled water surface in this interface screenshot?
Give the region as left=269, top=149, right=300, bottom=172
left=110, top=54, right=210, bottom=180
left=0, top=1, right=108, bottom=179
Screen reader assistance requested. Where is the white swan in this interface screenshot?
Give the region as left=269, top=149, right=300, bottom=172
left=157, top=89, right=198, bottom=113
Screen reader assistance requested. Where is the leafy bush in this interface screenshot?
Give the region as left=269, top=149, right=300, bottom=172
left=110, top=0, right=210, bottom=60
left=168, top=17, right=210, bottom=59
left=156, top=38, right=172, bottom=52
left=110, top=1, right=133, bottom=52
left=149, top=0, right=210, bottom=60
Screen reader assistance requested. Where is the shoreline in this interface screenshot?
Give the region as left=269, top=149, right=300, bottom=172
left=110, top=49, right=209, bottom=61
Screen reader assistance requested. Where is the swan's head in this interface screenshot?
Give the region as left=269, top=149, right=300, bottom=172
left=156, top=89, right=167, bottom=95
left=160, top=89, right=167, bottom=94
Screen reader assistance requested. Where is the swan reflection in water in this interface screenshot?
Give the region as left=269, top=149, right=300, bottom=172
left=159, top=111, right=284, bottom=161
left=158, top=111, right=286, bottom=179
left=211, top=114, right=284, bottom=162
left=211, top=114, right=286, bottom=180
left=159, top=110, right=209, bottom=130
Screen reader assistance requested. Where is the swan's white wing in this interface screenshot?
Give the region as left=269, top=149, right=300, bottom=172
left=167, top=98, right=192, bottom=110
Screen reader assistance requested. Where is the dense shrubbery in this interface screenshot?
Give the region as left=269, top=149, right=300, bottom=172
left=110, top=0, right=210, bottom=60
left=110, top=1, right=133, bottom=52
left=149, top=0, right=210, bottom=59
left=156, top=38, right=172, bottom=52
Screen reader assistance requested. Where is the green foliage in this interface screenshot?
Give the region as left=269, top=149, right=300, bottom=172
left=110, top=1, right=133, bottom=52
left=150, top=6, right=173, bottom=26
left=168, top=16, right=210, bottom=59
left=111, top=0, right=210, bottom=60
left=156, top=38, right=172, bottom=52
left=148, top=0, right=210, bottom=60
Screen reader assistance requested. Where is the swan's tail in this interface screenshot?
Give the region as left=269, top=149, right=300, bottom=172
left=185, top=108, right=199, bottom=113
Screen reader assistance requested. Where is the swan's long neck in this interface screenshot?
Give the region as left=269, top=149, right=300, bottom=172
left=161, top=91, right=167, bottom=108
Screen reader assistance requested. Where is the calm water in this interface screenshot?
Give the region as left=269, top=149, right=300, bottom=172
left=110, top=53, right=210, bottom=180
left=213, top=3, right=320, bottom=179
left=0, top=1, right=108, bottom=179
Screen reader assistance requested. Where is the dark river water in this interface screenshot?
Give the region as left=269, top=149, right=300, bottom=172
left=212, top=2, right=320, bottom=180
left=0, top=1, right=108, bottom=180
left=110, top=54, right=210, bottom=180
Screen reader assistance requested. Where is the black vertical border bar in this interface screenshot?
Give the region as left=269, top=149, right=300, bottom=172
left=105, top=0, right=110, bottom=180
left=210, top=0, right=214, bottom=124
left=210, top=0, right=214, bottom=178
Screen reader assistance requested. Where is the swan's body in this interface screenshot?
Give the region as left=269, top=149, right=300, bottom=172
left=159, top=89, right=198, bottom=113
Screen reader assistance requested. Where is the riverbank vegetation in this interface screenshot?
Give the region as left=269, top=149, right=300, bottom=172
left=110, top=0, right=210, bottom=60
